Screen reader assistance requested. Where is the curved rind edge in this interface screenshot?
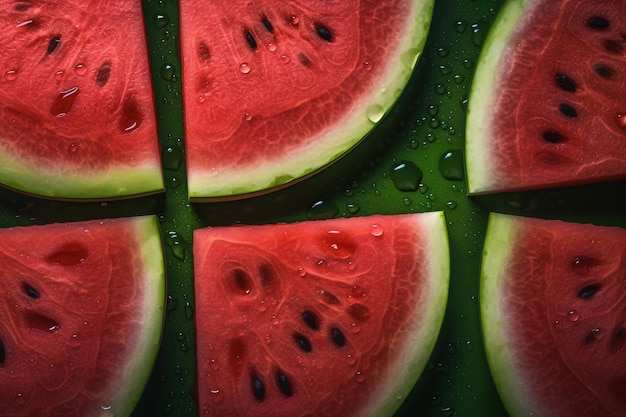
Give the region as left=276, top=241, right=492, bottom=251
left=367, top=211, right=450, bottom=417
left=480, top=213, right=535, bottom=417
left=110, top=215, right=166, bottom=417
left=0, top=146, right=164, bottom=200
left=465, top=0, right=529, bottom=195
left=188, top=0, right=435, bottom=201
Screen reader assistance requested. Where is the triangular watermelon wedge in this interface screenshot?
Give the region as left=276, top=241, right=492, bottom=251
left=0, top=215, right=165, bottom=417
left=193, top=212, right=449, bottom=417
left=466, top=0, right=626, bottom=194
left=0, top=0, right=164, bottom=200
left=180, top=0, right=434, bottom=200
left=481, top=213, right=626, bottom=417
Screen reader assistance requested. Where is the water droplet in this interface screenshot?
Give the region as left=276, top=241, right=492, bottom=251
left=366, top=104, right=385, bottom=123
left=438, top=64, right=451, bottom=75
left=618, top=113, right=626, bottom=127
left=163, top=146, right=183, bottom=170
left=471, top=22, right=486, bottom=47
left=428, top=104, right=439, bottom=116
left=267, top=43, right=277, bottom=52
left=446, top=201, right=457, bottom=210
left=155, top=13, right=170, bottom=29
left=51, top=86, right=80, bottom=117
left=55, top=70, right=65, bottom=80
left=280, top=55, right=290, bottom=64
left=441, top=405, right=454, bottom=416
left=455, top=20, right=467, bottom=33
left=165, top=230, right=187, bottom=261
left=465, top=340, right=473, bottom=351
left=438, top=150, right=465, bottom=180
left=363, top=60, right=372, bottom=71
left=244, top=112, right=252, bottom=121
left=4, top=70, right=18, bottom=80
left=239, top=62, right=251, bottom=74
left=354, top=370, right=366, bottom=382
left=446, top=343, right=457, bottom=355
left=370, top=223, right=384, bottom=237
left=437, top=47, right=449, bottom=57
left=346, top=203, right=360, bottom=214
left=161, top=63, right=176, bottom=82
left=306, top=199, right=338, bottom=220
left=435, top=83, right=447, bottom=95
left=74, top=63, right=87, bottom=76
left=185, top=301, right=194, bottom=320
left=297, top=267, right=307, bottom=277
left=390, top=160, right=423, bottom=192
left=16, top=393, right=25, bottom=405
left=289, top=15, right=299, bottom=26
left=567, top=310, right=580, bottom=322
left=166, top=295, right=178, bottom=313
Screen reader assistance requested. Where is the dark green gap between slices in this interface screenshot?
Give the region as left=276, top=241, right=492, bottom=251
left=1, top=0, right=624, bottom=416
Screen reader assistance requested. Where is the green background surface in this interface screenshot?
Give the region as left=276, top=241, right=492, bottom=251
left=1, top=0, right=625, bottom=416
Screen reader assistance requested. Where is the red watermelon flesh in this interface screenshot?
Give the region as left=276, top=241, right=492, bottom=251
left=180, top=0, right=433, bottom=200
left=0, top=0, right=164, bottom=200
left=193, top=212, right=449, bottom=417
left=481, top=213, right=626, bottom=417
left=466, top=0, right=626, bottom=194
left=0, top=216, right=165, bottom=417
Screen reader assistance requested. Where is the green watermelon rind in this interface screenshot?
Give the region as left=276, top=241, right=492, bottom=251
left=479, top=213, right=537, bottom=417
left=465, top=0, right=529, bottom=195
left=105, top=215, right=166, bottom=417
left=0, top=148, right=164, bottom=200
left=188, top=0, right=435, bottom=201
left=365, top=211, right=450, bottom=417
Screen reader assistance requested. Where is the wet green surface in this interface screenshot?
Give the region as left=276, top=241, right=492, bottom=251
left=1, top=0, right=625, bottom=416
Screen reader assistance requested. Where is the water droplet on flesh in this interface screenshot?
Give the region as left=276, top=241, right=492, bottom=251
left=74, top=63, right=87, bottom=76
left=370, top=223, right=384, bottom=237
left=366, top=104, right=385, bottom=123
left=51, top=86, right=80, bottom=117
left=239, top=63, right=251, bottom=74
left=567, top=310, right=580, bottom=322
left=4, top=70, right=18, bottom=80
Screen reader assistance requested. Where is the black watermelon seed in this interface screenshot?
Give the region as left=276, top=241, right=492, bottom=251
left=258, top=263, right=276, bottom=287
left=542, top=131, right=564, bottom=143
left=245, top=31, right=258, bottom=50
left=594, top=64, right=615, bottom=79
left=251, top=374, right=265, bottom=401
left=603, top=39, right=624, bottom=55
left=23, top=283, right=39, bottom=299
left=302, top=310, right=319, bottom=330
left=578, top=283, right=601, bottom=299
left=95, top=62, right=112, bottom=87
left=315, top=25, right=333, bottom=42
left=555, top=74, right=576, bottom=92
left=587, top=16, right=610, bottom=30
left=262, top=17, right=274, bottom=33
left=559, top=103, right=578, bottom=118
left=0, top=338, right=5, bottom=364
left=276, top=372, right=292, bottom=396
left=47, top=35, right=62, bottom=55
left=197, top=42, right=211, bottom=61
left=294, top=333, right=312, bottom=352
left=330, top=327, right=346, bottom=347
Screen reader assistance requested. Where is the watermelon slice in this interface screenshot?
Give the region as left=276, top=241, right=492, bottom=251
left=480, top=213, right=626, bottom=417
left=180, top=0, right=434, bottom=200
left=466, top=0, right=626, bottom=194
left=193, top=212, right=449, bottom=417
left=0, top=215, right=165, bottom=417
left=0, top=0, right=164, bottom=200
